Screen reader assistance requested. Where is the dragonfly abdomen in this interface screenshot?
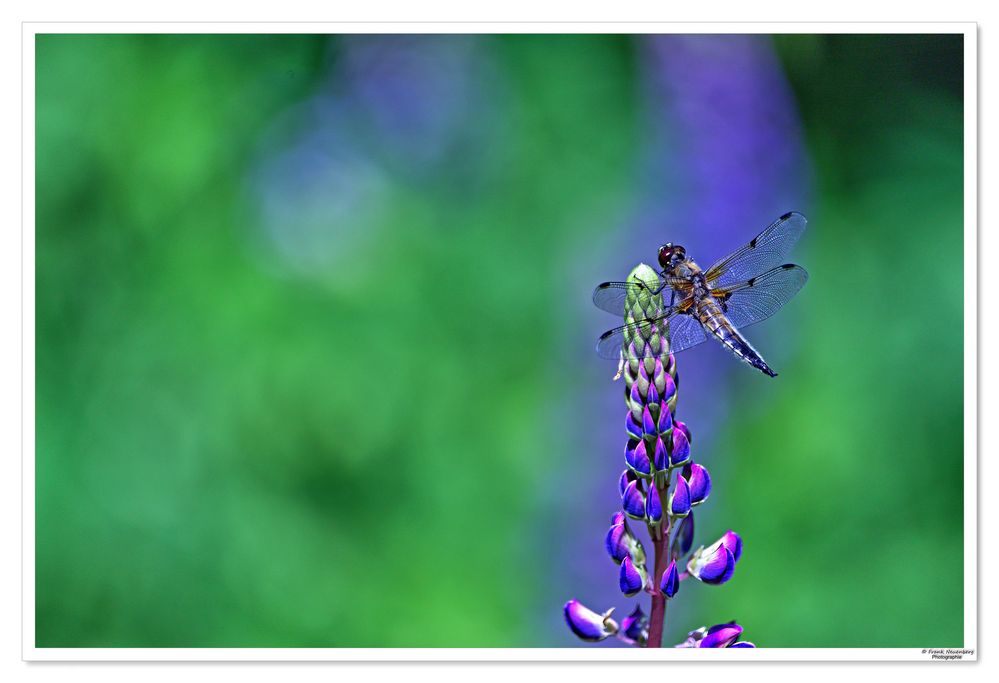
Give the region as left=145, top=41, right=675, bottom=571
left=695, top=298, right=778, bottom=377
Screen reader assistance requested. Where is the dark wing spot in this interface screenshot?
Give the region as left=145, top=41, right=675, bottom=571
left=747, top=277, right=756, bottom=287
left=597, top=282, right=611, bottom=289
left=599, top=329, right=614, bottom=340
left=780, top=211, right=793, bottom=220
left=749, top=237, right=757, bottom=248
left=781, top=263, right=796, bottom=270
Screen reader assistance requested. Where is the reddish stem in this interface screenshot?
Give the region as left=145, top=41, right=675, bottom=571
left=645, top=481, right=671, bottom=648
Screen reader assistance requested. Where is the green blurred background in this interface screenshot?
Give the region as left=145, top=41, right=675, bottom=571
left=35, top=33, right=964, bottom=648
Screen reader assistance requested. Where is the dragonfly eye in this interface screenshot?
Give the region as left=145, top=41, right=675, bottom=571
left=657, top=245, right=671, bottom=268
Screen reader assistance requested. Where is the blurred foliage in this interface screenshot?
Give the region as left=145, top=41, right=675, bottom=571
left=35, top=34, right=964, bottom=648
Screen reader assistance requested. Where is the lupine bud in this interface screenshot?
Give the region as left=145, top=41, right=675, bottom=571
left=660, top=559, right=679, bottom=598
left=620, top=605, right=649, bottom=646
left=619, top=555, right=646, bottom=597
left=622, top=480, right=646, bottom=520
left=646, top=381, right=660, bottom=407
left=618, top=469, right=636, bottom=497
left=657, top=400, right=673, bottom=433
left=657, top=363, right=675, bottom=404
left=674, top=622, right=749, bottom=648
left=605, top=512, right=646, bottom=566
left=683, top=462, right=711, bottom=505
left=674, top=511, right=695, bottom=557
left=674, top=419, right=692, bottom=445
left=652, top=358, right=668, bottom=397
left=645, top=484, right=663, bottom=525
left=625, top=439, right=651, bottom=477
left=670, top=427, right=691, bottom=467
left=605, top=515, right=630, bottom=564
left=629, top=381, right=644, bottom=408
left=669, top=474, right=691, bottom=517
left=563, top=600, right=619, bottom=642
left=718, top=530, right=743, bottom=563
left=653, top=436, right=669, bottom=471
left=699, top=622, right=744, bottom=649
left=687, top=541, right=736, bottom=585
left=642, top=405, right=657, bottom=439
left=626, top=412, right=643, bottom=441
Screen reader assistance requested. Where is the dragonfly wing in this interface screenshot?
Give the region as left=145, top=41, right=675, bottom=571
left=704, top=212, right=807, bottom=288
left=714, top=264, right=809, bottom=330
left=592, top=278, right=687, bottom=316
left=666, top=313, right=709, bottom=354
left=595, top=311, right=707, bottom=360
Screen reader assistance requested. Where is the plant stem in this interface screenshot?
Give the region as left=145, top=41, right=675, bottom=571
left=646, top=480, right=671, bottom=648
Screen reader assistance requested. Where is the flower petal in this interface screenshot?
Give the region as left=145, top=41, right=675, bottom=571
left=699, top=622, right=743, bottom=648
left=563, top=600, right=618, bottom=642
left=657, top=402, right=673, bottom=434
left=670, top=475, right=691, bottom=517
left=674, top=419, right=692, bottom=445
left=626, top=411, right=643, bottom=440
left=604, top=520, right=629, bottom=564
left=670, top=427, right=691, bottom=467
left=719, top=530, right=743, bottom=563
left=619, top=555, right=645, bottom=597
left=652, top=436, right=669, bottom=471
left=645, top=484, right=663, bottom=524
left=674, top=511, right=695, bottom=556
left=626, top=439, right=651, bottom=477
left=683, top=462, right=712, bottom=505
left=622, top=480, right=646, bottom=520
left=688, top=545, right=735, bottom=585
left=642, top=405, right=657, bottom=438
left=619, top=469, right=637, bottom=497
left=660, top=559, right=679, bottom=599
left=620, top=605, right=648, bottom=645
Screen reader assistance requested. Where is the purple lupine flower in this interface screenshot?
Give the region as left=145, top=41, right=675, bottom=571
left=675, top=622, right=753, bottom=649
left=674, top=419, right=692, bottom=445
left=669, top=475, right=691, bottom=517
left=674, top=511, right=695, bottom=557
left=626, top=412, right=643, bottom=441
left=619, top=469, right=637, bottom=496
left=717, top=530, right=743, bottom=563
left=563, top=600, right=619, bottom=642
left=619, top=555, right=646, bottom=597
left=605, top=512, right=647, bottom=567
left=622, top=480, right=646, bottom=520
left=660, top=559, right=679, bottom=599
left=683, top=462, right=712, bottom=505
left=567, top=262, right=761, bottom=647
left=645, top=484, right=663, bottom=525
left=626, top=439, right=652, bottom=477
left=687, top=537, right=738, bottom=585
left=620, top=605, right=649, bottom=646
left=656, top=401, right=673, bottom=434
left=653, top=435, right=669, bottom=471
left=642, top=406, right=658, bottom=440
left=605, top=514, right=631, bottom=564
left=670, top=427, right=691, bottom=467
left=700, top=623, right=744, bottom=648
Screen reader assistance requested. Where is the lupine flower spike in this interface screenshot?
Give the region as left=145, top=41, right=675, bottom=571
left=565, top=263, right=755, bottom=649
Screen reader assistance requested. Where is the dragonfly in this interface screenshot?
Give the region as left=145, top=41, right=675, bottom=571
left=593, top=212, right=809, bottom=378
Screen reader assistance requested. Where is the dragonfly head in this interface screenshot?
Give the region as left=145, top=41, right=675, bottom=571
left=658, top=243, right=687, bottom=271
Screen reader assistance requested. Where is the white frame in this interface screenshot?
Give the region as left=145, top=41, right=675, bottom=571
left=21, top=21, right=978, bottom=662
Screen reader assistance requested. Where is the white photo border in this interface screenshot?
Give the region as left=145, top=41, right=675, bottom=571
left=20, top=20, right=978, bottom=662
